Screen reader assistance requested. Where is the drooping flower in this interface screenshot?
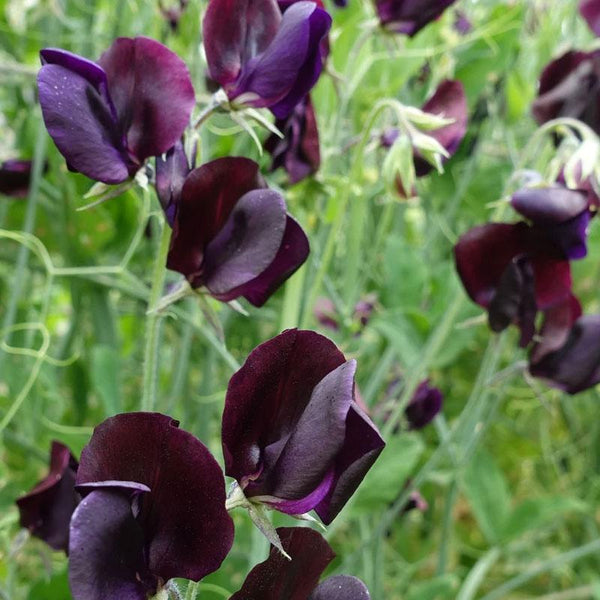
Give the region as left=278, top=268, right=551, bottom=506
left=203, top=0, right=331, bottom=118
left=532, top=50, right=600, bottom=134
left=580, top=0, right=600, bottom=36
left=264, top=95, right=321, bottom=184
left=37, top=37, right=195, bottom=184
left=231, top=527, right=371, bottom=599
left=375, top=0, right=458, bottom=37
left=0, top=160, right=34, bottom=197
left=405, top=379, right=443, bottom=430
left=222, top=329, right=385, bottom=524
left=16, top=441, right=79, bottom=553
left=70, top=412, right=234, bottom=600
left=166, top=157, right=310, bottom=307
left=159, top=0, right=189, bottom=31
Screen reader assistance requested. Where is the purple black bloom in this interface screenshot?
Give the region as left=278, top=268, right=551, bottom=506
left=231, top=527, right=370, bottom=599
left=222, top=329, right=385, bottom=524
left=155, top=139, right=192, bottom=226
left=203, top=0, right=331, bottom=118
left=264, top=95, right=321, bottom=184
left=16, top=441, right=79, bottom=553
left=580, top=0, right=600, bottom=36
left=166, top=157, right=309, bottom=307
left=405, top=379, right=443, bottom=430
left=0, top=160, right=35, bottom=197
left=69, top=412, right=234, bottom=600
left=37, top=37, right=195, bottom=184
left=375, top=0, right=458, bottom=37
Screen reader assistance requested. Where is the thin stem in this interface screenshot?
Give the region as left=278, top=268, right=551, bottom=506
left=141, top=218, right=172, bottom=412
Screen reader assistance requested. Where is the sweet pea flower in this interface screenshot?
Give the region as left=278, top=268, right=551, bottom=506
left=166, top=157, right=309, bottom=307
left=532, top=50, right=600, bottom=135
left=155, top=139, right=192, bottom=226
left=222, top=329, right=385, bottom=524
left=264, top=96, right=321, bottom=184
left=37, top=37, right=195, bottom=184
left=580, top=0, right=600, bottom=36
left=375, top=0, right=458, bottom=37
left=405, top=379, right=443, bottom=430
left=69, top=413, right=234, bottom=600
left=231, top=527, right=371, bottom=599
left=16, top=441, right=79, bottom=553
left=0, top=160, right=34, bottom=197
left=203, top=0, right=331, bottom=118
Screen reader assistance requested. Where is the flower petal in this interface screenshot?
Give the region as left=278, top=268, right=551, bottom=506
left=218, top=215, right=310, bottom=307
left=97, top=37, right=195, bottom=161
left=405, top=380, right=443, bottom=430
left=68, top=488, right=155, bottom=600
left=375, top=0, right=458, bottom=37
left=203, top=189, right=288, bottom=297
left=222, top=329, right=346, bottom=490
left=230, top=527, right=335, bottom=600
left=155, top=140, right=191, bottom=226
left=580, top=0, right=600, bottom=35
left=76, top=413, right=234, bottom=582
left=309, top=575, right=371, bottom=600
left=16, top=441, right=79, bottom=553
left=0, top=160, right=33, bottom=197
left=203, top=0, right=281, bottom=88
left=167, top=157, right=264, bottom=286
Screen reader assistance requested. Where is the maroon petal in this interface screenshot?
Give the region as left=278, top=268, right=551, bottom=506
left=405, top=379, right=443, bottom=430
left=309, top=575, right=371, bottom=600
left=97, top=37, right=195, bottom=162
left=230, top=527, right=335, bottom=600
left=375, top=0, right=458, bottom=37
left=203, top=189, right=288, bottom=298
left=580, top=0, right=600, bottom=36
left=38, top=50, right=130, bottom=184
left=167, top=157, right=265, bottom=286
left=314, top=404, right=385, bottom=524
left=0, top=160, right=33, bottom=197
left=203, top=0, right=281, bottom=89
left=414, top=79, right=468, bottom=177
left=529, top=315, right=600, bottom=394
left=155, top=139, right=191, bottom=226
left=16, top=441, right=79, bottom=553
left=76, top=413, right=234, bottom=582
left=529, top=254, right=572, bottom=309
left=222, top=329, right=346, bottom=489
left=68, top=488, right=156, bottom=600
left=218, top=215, right=310, bottom=307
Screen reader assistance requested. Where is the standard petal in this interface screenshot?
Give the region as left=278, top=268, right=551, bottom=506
left=529, top=315, right=600, bottom=394
left=511, top=186, right=588, bottom=224
left=218, top=215, right=310, bottom=307
left=222, top=329, right=346, bottom=489
left=203, top=0, right=281, bottom=88
left=167, top=157, right=264, bottom=286
left=414, top=79, right=468, bottom=177
left=581, top=0, right=600, bottom=35
left=375, top=0, right=458, bottom=37
left=203, top=189, right=287, bottom=297
left=405, top=380, right=443, bottom=430
left=16, top=441, right=79, bottom=553
left=76, top=413, right=234, bottom=582
left=37, top=59, right=129, bottom=184
left=98, top=37, right=195, bottom=161
left=68, top=489, right=154, bottom=600
left=309, top=575, right=371, bottom=600
left=315, top=404, right=385, bottom=524
left=230, top=527, right=335, bottom=600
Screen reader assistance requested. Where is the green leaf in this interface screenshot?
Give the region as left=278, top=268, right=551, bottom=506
left=91, top=345, right=122, bottom=417
left=461, top=448, right=511, bottom=544
left=406, top=574, right=460, bottom=600
left=350, top=434, right=424, bottom=515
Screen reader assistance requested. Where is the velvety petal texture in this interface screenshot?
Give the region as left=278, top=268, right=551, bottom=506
left=16, top=441, right=79, bottom=553
left=309, top=575, right=371, bottom=600
left=203, top=0, right=331, bottom=118
left=580, top=0, right=600, bottom=36
left=375, top=0, right=458, bottom=37
left=167, top=157, right=309, bottom=306
left=405, top=380, right=443, bottom=429
left=0, top=160, right=34, bottom=197
left=75, top=413, right=234, bottom=586
left=222, top=329, right=385, bottom=524
left=38, top=38, right=194, bottom=184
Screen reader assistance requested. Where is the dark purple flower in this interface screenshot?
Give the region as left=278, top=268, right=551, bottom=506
left=203, top=0, right=331, bottom=118
left=580, top=0, right=600, bottom=35
left=405, top=379, right=443, bottom=429
left=375, top=0, right=458, bottom=37
left=70, top=413, right=234, bottom=600
left=453, top=10, right=472, bottom=35
left=314, top=297, right=339, bottom=330
left=37, top=37, right=195, bottom=184
left=0, top=160, right=34, bottom=197
left=16, top=441, right=79, bottom=553
left=353, top=293, right=377, bottom=328
left=159, top=0, right=189, bottom=31
left=166, top=157, right=309, bottom=307
left=231, top=527, right=370, bottom=600
left=403, top=490, right=428, bottom=514
left=222, top=329, right=385, bottom=524
left=333, top=0, right=348, bottom=6
left=155, top=139, right=192, bottom=226
left=265, top=95, right=321, bottom=184
left=454, top=222, right=573, bottom=346
left=532, top=50, right=600, bottom=134
left=530, top=314, right=600, bottom=394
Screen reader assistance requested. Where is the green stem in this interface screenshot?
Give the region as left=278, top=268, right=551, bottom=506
left=141, top=219, right=172, bottom=412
